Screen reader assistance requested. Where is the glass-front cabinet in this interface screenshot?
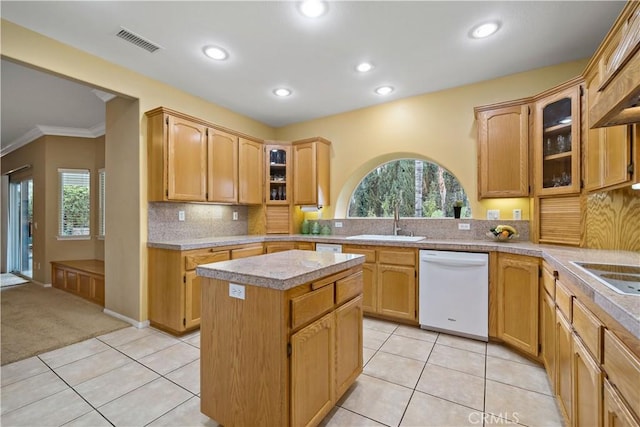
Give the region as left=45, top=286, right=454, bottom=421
left=534, top=85, right=581, bottom=195
left=265, top=145, right=291, bottom=204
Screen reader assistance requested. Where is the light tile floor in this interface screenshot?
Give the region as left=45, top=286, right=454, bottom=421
left=1, top=317, right=563, bottom=427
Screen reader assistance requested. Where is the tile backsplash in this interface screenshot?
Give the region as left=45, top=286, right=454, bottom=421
left=148, top=202, right=248, bottom=241
left=312, top=218, right=530, bottom=241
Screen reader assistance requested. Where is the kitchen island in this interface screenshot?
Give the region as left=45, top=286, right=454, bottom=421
left=196, top=249, right=365, bottom=427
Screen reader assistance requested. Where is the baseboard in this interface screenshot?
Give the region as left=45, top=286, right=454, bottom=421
left=103, top=308, right=150, bottom=329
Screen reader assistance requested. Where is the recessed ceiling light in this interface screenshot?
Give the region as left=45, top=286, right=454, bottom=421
left=469, top=21, right=500, bottom=39
left=356, top=62, right=374, bottom=73
left=273, top=88, right=292, bottom=97
left=203, top=45, right=229, bottom=60
left=375, top=86, right=394, bottom=96
left=298, top=0, right=328, bottom=18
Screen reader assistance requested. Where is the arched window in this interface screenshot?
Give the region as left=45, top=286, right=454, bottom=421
left=348, top=159, right=471, bottom=218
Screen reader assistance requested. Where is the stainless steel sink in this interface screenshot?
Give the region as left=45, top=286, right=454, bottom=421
left=571, top=262, right=640, bottom=296
left=345, top=234, right=425, bottom=242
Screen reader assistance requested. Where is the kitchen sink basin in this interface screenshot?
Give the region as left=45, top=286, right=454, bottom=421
left=345, top=234, right=425, bottom=242
left=571, top=262, right=640, bottom=296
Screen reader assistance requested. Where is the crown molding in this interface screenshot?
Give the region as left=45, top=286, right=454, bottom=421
left=1, top=123, right=106, bottom=157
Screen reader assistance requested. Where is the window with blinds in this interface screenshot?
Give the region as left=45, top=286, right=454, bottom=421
left=58, top=169, right=91, bottom=238
left=98, top=169, right=105, bottom=237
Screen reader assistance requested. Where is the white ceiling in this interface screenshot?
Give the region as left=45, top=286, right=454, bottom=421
left=0, top=1, right=626, bottom=154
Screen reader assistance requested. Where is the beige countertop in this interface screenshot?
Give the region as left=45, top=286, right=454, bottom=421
left=196, top=250, right=365, bottom=291
left=150, top=234, right=639, bottom=339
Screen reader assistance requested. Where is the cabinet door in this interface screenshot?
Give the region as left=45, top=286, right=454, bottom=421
left=603, top=380, right=640, bottom=427
left=167, top=115, right=208, bottom=201
left=476, top=104, right=529, bottom=198
left=290, top=312, right=335, bottom=427
left=378, top=264, right=416, bottom=321
left=293, top=142, right=317, bottom=205
left=207, top=128, right=238, bottom=203
left=540, top=288, right=556, bottom=387
left=184, top=271, right=201, bottom=329
left=361, top=263, right=377, bottom=314
left=238, top=138, right=263, bottom=204
left=556, top=309, right=573, bottom=426
left=265, top=145, right=291, bottom=205
left=573, top=335, right=603, bottom=427
left=335, top=295, right=363, bottom=398
left=497, top=254, right=539, bottom=356
left=534, top=85, right=581, bottom=196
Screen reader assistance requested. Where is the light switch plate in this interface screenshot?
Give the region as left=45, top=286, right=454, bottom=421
left=334, top=221, right=343, bottom=228
left=178, top=211, right=185, bottom=221
left=513, top=209, right=522, bottom=220
left=487, top=209, right=500, bottom=220
left=232, top=211, right=238, bottom=221
left=458, top=223, right=471, bottom=230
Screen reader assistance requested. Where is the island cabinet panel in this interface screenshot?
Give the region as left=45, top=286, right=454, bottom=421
left=496, top=253, right=540, bottom=357
left=291, top=312, right=335, bottom=427
left=200, top=263, right=363, bottom=427
left=335, top=295, right=363, bottom=398
left=200, top=278, right=289, bottom=427
left=603, top=329, right=640, bottom=420
left=475, top=103, right=530, bottom=199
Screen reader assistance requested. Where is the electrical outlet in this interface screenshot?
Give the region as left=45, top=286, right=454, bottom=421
left=458, top=223, right=471, bottom=230
left=232, top=211, right=238, bottom=221
left=229, top=283, right=245, bottom=300
left=334, top=221, right=343, bottom=228
left=487, top=209, right=500, bottom=220
left=513, top=209, right=522, bottom=220
left=178, top=210, right=185, bottom=221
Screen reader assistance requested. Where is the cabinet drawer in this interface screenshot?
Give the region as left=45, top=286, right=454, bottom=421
left=378, top=249, right=416, bottom=266
left=291, top=284, right=335, bottom=330
left=573, top=299, right=603, bottom=363
left=342, top=246, right=376, bottom=263
left=541, top=264, right=556, bottom=298
left=184, top=250, right=230, bottom=270
left=336, top=272, right=363, bottom=305
left=555, top=279, right=573, bottom=322
left=231, top=244, right=263, bottom=259
left=603, top=329, right=640, bottom=419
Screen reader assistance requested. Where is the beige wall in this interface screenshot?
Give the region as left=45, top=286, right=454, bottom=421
left=275, top=60, right=589, bottom=220
left=1, top=19, right=276, bottom=322
left=1, top=135, right=105, bottom=284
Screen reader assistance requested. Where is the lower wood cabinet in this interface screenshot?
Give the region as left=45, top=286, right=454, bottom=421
left=496, top=253, right=540, bottom=356
left=342, top=245, right=417, bottom=322
left=603, top=379, right=640, bottom=427
left=335, top=295, right=363, bottom=398
left=540, top=287, right=556, bottom=383
left=556, top=308, right=573, bottom=425
left=572, top=334, right=603, bottom=427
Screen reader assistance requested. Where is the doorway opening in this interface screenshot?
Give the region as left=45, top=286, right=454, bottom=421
left=8, top=177, right=33, bottom=278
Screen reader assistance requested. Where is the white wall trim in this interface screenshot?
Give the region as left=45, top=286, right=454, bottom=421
left=92, top=89, right=117, bottom=103
left=103, top=308, right=149, bottom=329
left=1, top=123, right=106, bottom=157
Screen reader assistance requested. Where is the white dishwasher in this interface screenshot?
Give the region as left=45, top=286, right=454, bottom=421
left=419, top=250, right=489, bottom=341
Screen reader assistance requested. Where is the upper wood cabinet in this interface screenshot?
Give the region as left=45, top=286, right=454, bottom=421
left=292, top=138, right=331, bottom=207
left=584, top=60, right=635, bottom=192
left=265, top=144, right=291, bottom=205
left=474, top=101, right=530, bottom=199
left=533, top=82, right=582, bottom=196
left=146, top=107, right=265, bottom=205
left=208, top=128, right=238, bottom=203
left=147, top=109, right=208, bottom=202
left=238, top=138, right=263, bottom=204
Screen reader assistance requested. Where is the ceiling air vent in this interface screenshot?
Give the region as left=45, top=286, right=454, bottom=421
left=115, top=27, right=162, bottom=53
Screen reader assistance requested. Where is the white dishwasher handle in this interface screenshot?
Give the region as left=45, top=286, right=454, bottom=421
left=421, top=257, right=487, bottom=268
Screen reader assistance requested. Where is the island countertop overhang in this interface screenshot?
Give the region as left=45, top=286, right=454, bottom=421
left=196, top=249, right=365, bottom=290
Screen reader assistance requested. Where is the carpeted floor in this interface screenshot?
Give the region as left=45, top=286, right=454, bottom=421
left=1, top=283, right=129, bottom=365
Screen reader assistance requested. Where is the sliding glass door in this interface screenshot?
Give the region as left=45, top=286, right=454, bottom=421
left=8, top=178, right=33, bottom=278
